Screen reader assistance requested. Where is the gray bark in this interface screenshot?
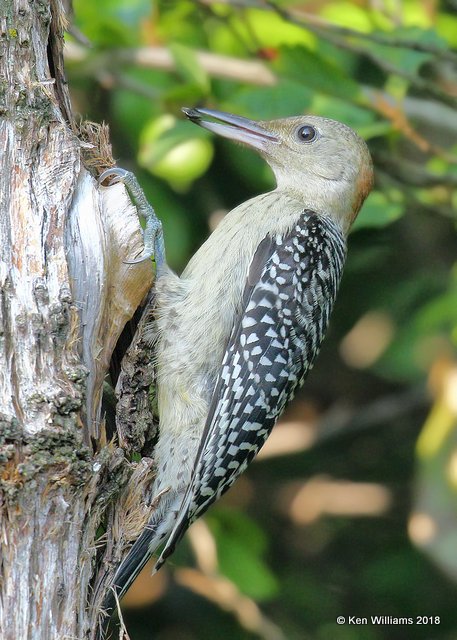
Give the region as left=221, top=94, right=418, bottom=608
left=0, top=1, right=155, bottom=638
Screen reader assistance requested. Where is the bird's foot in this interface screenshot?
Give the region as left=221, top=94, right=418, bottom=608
left=98, top=168, right=166, bottom=269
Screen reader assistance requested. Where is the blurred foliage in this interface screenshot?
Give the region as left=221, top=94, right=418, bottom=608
left=68, top=0, right=457, bottom=638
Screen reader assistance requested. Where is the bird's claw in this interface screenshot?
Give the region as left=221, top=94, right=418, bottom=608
left=124, top=249, right=154, bottom=265
left=98, top=167, right=130, bottom=186
left=98, top=167, right=166, bottom=271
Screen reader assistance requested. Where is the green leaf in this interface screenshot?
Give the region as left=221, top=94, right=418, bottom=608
left=321, top=2, right=373, bottom=32
left=379, top=26, right=447, bottom=52
left=372, top=272, right=448, bottom=381
left=413, top=270, right=457, bottom=342
left=221, top=140, right=275, bottom=193
left=209, top=508, right=278, bottom=600
left=436, top=13, right=457, bottom=47
left=368, top=27, right=445, bottom=75
left=73, top=0, right=150, bottom=45
left=163, top=82, right=207, bottom=107
left=275, top=45, right=363, bottom=103
left=138, top=115, right=214, bottom=189
left=228, top=79, right=313, bottom=120
left=352, top=191, right=404, bottom=231
left=110, top=68, right=169, bottom=140
left=169, top=42, right=210, bottom=94
left=156, top=1, right=208, bottom=49
left=210, top=508, right=268, bottom=553
left=309, top=95, right=377, bottom=131
left=218, top=538, right=279, bottom=600
left=233, top=8, right=316, bottom=49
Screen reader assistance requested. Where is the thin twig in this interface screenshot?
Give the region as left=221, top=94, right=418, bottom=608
left=95, top=69, right=162, bottom=99
left=373, top=152, right=457, bottom=188
left=261, top=0, right=457, bottom=110
left=316, top=386, right=429, bottom=444
left=200, top=0, right=457, bottom=63
left=376, top=169, right=457, bottom=221
left=199, top=0, right=457, bottom=109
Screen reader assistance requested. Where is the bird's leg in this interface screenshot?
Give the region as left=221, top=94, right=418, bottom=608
left=98, top=168, right=166, bottom=273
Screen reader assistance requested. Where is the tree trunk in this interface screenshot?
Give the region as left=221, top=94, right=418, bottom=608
left=0, top=2, right=155, bottom=638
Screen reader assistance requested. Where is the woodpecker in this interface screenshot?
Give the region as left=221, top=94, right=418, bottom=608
left=99, top=108, right=373, bottom=631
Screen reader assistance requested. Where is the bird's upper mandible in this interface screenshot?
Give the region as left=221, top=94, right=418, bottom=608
left=183, top=107, right=373, bottom=234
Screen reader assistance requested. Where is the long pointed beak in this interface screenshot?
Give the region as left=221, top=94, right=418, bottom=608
left=182, top=107, right=279, bottom=150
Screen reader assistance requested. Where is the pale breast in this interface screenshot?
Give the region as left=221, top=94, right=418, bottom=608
left=155, top=191, right=312, bottom=412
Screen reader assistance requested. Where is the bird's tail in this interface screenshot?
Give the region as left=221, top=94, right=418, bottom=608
left=98, top=490, right=183, bottom=638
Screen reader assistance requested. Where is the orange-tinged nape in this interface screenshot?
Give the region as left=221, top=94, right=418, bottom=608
left=350, top=152, right=374, bottom=227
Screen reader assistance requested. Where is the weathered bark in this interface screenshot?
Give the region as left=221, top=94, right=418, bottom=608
left=0, top=2, right=155, bottom=638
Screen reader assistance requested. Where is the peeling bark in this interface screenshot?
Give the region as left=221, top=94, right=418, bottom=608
left=0, top=2, right=156, bottom=638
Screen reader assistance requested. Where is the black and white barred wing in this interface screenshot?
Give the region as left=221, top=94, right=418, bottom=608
left=156, top=212, right=346, bottom=568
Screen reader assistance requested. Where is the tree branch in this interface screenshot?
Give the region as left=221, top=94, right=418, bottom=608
left=0, top=2, right=155, bottom=638
left=64, top=41, right=277, bottom=86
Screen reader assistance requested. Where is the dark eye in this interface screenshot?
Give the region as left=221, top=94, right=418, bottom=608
left=297, top=125, right=317, bottom=143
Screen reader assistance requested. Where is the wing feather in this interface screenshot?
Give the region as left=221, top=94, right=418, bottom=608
left=155, top=211, right=346, bottom=569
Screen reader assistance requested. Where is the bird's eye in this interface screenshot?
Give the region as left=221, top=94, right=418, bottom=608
left=297, top=125, right=317, bottom=143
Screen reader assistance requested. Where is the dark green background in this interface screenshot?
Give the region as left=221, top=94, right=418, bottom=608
left=68, top=1, right=457, bottom=638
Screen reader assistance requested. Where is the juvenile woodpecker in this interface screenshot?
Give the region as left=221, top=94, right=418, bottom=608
left=100, top=108, right=373, bottom=627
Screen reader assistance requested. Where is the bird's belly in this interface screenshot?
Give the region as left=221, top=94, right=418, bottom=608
left=155, top=261, right=246, bottom=436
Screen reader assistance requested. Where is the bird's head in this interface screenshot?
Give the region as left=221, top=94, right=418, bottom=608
left=183, top=107, right=373, bottom=234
